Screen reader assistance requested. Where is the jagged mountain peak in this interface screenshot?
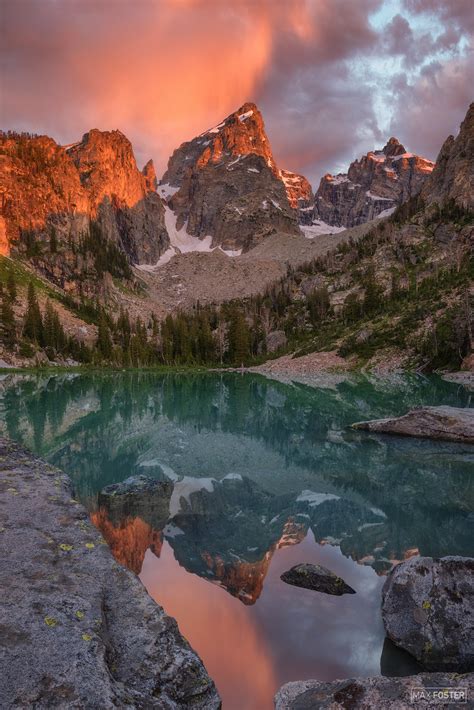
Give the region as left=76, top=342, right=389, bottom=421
left=382, top=136, right=406, bottom=157
left=162, top=101, right=276, bottom=189
left=0, top=128, right=169, bottom=263
left=142, top=159, right=158, bottom=192
left=313, top=137, right=435, bottom=228
left=159, top=102, right=301, bottom=252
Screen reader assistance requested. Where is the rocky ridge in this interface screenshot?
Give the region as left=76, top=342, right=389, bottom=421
left=422, top=102, right=474, bottom=210
left=313, top=137, right=434, bottom=228
left=0, top=129, right=169, bottom=263
left=160, top=102, right=302, bottom=252
left=280, top=169, right=314, bottom=224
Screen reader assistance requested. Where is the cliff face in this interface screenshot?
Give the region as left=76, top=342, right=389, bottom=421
left=161, top=102, right=302, bottom=252
left=422, top=102, right=474, bottom=210
left=0, top=129, right=169, bottom=263
left=313, top=138, right=434, bottom=228
left=280, top=169, right=314, bottom=224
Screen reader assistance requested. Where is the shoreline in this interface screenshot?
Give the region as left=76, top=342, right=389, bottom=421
left=0, top=437, right=220, bottom=708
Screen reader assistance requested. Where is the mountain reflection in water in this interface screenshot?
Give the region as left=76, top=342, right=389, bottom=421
left=1, top=371, right=472, bottom=708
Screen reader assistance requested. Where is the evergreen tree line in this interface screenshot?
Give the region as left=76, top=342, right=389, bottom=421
left=1, top=278, right=90, bottom=363
left=2, top=198, right=472, bottom=369
left=19, top=221, right=133, bottom=281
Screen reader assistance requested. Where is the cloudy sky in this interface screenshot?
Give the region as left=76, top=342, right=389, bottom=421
left=1, top=0, right=472, bottom=184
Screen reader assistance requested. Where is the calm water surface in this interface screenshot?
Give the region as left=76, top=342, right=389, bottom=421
left=1, top=371, right=473, bottom=709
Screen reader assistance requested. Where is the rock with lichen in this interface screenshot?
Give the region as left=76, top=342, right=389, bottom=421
left=0, top=437, right=220, bottom=709
left=382, top=556, right=474, bottom=672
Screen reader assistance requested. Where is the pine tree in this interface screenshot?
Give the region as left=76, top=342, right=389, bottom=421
left=1, top=294, right=16, bottom=349
left=362, top=266, right=383, bottom=315
left=308, top=286, right=330, bottom=324
left=7, top=271, right=17, bottom=303
left=227, top=310, right=250, bottom=365
left=23, top=282, right=43, bottom=343
left=43, top=300, right=55, bottom=349
left=96, top=312, right=113, bottom=360
left=43, top=300, right=66, bottom=353
left=50, top=227, right=58, bottom=254
left=161, top=316, right=174, bottom=364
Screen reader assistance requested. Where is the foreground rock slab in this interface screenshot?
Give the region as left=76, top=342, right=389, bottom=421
left=0, top=438, right=220, bottom=709
left=382, top=556, right=474, bottom=672
left=275, top=673, right=473, bottom=709
left=352, top=406, right=474, bottom=444
left=280, top=563, right=355, bottom=596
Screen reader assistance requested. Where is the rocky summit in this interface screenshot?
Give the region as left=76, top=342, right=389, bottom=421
left=160, top=102, right=302, bottom=252
left=0, top=128, right=169, bottom=263
left=313, top=137, right=434, bottom=228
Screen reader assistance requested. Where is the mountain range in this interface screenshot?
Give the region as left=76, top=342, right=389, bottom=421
left=0, top=101, right=472, bottom=371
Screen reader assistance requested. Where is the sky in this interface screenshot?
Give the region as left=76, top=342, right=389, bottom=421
left=1, top=0, right=472, bottom=185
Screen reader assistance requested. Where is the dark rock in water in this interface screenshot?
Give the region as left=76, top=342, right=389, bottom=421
left=275, top=673, right=473, bottom=709
left=0, top=438, right=220, bottom=709
left=280, top=563, right=356, bottom=595
left=382, top=556, right=474, bottom=672
left=352, top=406, right=474, bottom=444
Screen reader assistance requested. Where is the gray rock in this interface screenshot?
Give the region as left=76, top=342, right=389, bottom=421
left=382, top=556, right=474, bottom=672
left=266, top=330, right=287, bottom=353
left=275, top=673, right=474, bottom=709
left=0, top=438, right=220, bottom=709
left=422, top=102, right=474, bottom=211
left=352, top=406, right=474, bottom=444
left=313, top=137, right=434, bottom=228
left=161, top=102, right=301, bottom=253
left=280, top=563, right=355, bottom=595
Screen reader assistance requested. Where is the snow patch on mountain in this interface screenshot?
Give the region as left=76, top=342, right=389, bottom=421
left=137, top=193, right=242, bottom=270
left=301, top=222, right=345, bottom=238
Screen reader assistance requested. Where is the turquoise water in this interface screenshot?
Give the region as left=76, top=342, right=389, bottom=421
left=1, top=371, right=473, bottom=708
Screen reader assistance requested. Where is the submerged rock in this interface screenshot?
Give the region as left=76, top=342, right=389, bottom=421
left=352, top=406, right=474, bottom=444
left=0, top=438, right=220, bottom=709
left=275, top=673, right=473, bottom=709
left=98, top=474, right=173, bottom=527
left=382, top=556, right=474, bottom=672
left=280, top=563, right=356, bottom=595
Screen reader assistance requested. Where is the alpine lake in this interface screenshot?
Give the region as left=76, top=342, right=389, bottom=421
left=1, top=370, right=472, bottom=709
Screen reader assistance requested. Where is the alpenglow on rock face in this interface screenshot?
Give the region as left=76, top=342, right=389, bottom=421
left=160, top=102, right=302, bottom=252
left=313, top=137, right=434, bottom=228
left=0, top=129, right=169, bottom=262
